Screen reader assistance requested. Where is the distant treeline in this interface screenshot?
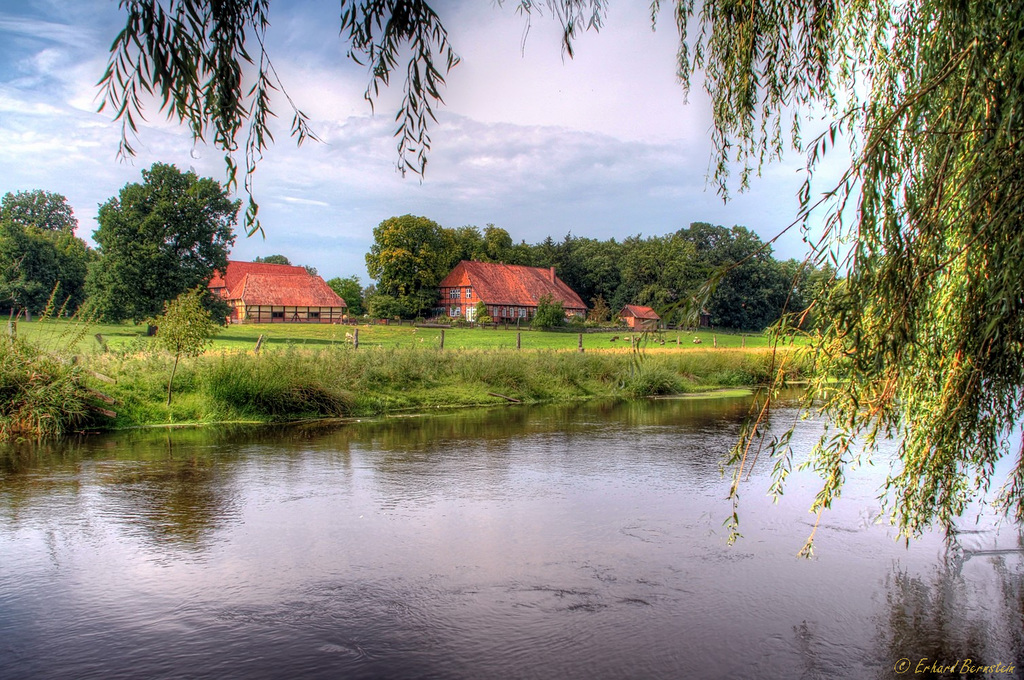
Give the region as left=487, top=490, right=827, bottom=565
left=364, top=215, right=834, bottom=331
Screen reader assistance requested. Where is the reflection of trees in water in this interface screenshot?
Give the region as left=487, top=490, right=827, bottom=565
left=2, top=395, right=773, bottom=545
left=319, top=396, right=759, bottom=456
left=99, top=441, right=240, bottom=551
left=876, top=545, right=1024, bottom=678
left=1, top=435, right=94, bottom=526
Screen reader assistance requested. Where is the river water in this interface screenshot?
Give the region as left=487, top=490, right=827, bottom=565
left=1, top=394, right=1022, bottom=679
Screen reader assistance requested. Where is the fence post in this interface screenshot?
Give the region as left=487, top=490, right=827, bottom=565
left=516, top=332, right=521, bottom=350
left=440, top=329, right=445, bottom=349
left=713, top=334, right=718, bottom=348
left=254, top=334, right=264, bottom=353
left=354, top=328, right=359, bottom=350
left=578, top=333, right=584, bottom=353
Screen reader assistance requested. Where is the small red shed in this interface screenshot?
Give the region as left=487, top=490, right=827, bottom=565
left=619, top=304, right=661, bottom=330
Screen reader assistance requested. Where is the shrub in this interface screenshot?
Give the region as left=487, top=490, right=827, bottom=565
left=532, top=295, right=565, bottom=329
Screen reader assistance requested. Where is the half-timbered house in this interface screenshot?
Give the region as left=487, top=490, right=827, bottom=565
left=209, top=261, right=347, bottom=323
left=436, top=261, right=586, bottom=322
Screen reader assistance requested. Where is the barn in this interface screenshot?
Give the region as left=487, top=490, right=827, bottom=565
left=209, top=261, right=347, bottom=323
left=436, top=261, right=587, bottom=322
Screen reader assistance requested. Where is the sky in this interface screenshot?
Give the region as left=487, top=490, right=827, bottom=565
left=0, top=0, right=841, bottom=284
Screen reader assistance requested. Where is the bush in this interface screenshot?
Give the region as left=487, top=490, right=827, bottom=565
left=532, top=295, right=565, bottom=329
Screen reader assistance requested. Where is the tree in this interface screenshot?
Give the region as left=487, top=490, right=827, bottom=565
left=1, top=190, right=77, bottom=234
left=588, top=295, right=611, bottom=324
left=0, top=193, right=92, bottom=315
left=86, top=163, right=238, bottom=323
left=325, top=274, right=366, bottom=317
left=615, top=234, right=699, bottom=312
left=326, top=276, right=364, bottom=316
left=719, top=0, right=1024, bottom=552
left=253, top=254, right=291, bottom=265
left=364, top=293, right=405, bottom=320
left=152, top=287, right=220, bottom=406
left=678, top=224, right=790, bottom=331
left=100, top=2, right=1024, bottom=544
left=473, top=300, right=491, bottom=325
left=0, top=220, right=59, bottom=315
left=365, top=215, right=454, bottom=318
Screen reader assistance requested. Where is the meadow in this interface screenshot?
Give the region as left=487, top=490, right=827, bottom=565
left=14, top=317, right=798, bottom=354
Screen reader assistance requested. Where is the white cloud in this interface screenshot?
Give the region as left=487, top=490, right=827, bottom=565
left=0, top=15, right=96, bottom=49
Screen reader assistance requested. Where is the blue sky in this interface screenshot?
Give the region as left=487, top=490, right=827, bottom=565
left=0, top=0, right=838, bottom=283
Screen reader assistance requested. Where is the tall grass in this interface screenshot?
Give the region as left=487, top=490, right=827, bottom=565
left=205, top=351, right=353, bottom=418
left=6, top=340, right=811, bottom=436
left=0, top=337, right=96, bottom=438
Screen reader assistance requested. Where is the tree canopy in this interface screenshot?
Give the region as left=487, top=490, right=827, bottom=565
left=365, top=214, right=456, bottom=318
left=253, top=254, right=292, bottom=265
left=100, top=1, right=1024, bottom=544
left=87, top=163, right=238, bottom=323
left=1, top=190, right=78, bottom=234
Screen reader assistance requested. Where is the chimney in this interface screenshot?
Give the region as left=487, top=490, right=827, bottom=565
left=549, top=266, right=556, bottom=283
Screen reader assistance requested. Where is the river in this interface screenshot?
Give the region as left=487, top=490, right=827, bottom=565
left=1, top=394, right=1022, bottom=679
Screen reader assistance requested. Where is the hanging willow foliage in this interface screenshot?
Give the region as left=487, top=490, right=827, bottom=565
left=101, top=1, right=1024, bottom=547
left=712, top=0, right=1024, bottom=552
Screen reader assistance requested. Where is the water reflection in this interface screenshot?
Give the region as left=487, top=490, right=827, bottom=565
left=877, top=544, right=1024, bottom=678
left=0, top=395, right=1021, bottom=679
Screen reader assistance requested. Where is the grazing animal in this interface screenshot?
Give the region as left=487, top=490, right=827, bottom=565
left=693, top=337, right=702, bottom=344
left=345, top=332, right=354, bottom=341
left=610, top=336, right=619, bottom=342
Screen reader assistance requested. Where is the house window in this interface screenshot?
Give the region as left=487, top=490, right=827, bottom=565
left=449, top=288, right=461, bottom=299
left=465, top=287, right=472, bottom=298
left=271, top=311, right=284, bottom=319
left=518, top=307, right=526, bottom=318
left=309, top=312, right=320, bottom=320
left=450, top=306, right=461, bottom=317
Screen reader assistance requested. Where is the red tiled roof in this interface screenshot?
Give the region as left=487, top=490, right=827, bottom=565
left=231, top=273, right=347, bottom=307
left=209, top=260, right=309, bottom=291
left=620, top=304, right=660, bottom=320
left=440, top=261, right=586, bottom=310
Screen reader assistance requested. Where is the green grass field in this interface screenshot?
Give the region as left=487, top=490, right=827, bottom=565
left=14, top=318, right=800, bottom=355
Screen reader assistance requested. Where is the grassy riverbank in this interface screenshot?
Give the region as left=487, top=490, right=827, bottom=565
left=3, top=321, right=810, bottom=438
